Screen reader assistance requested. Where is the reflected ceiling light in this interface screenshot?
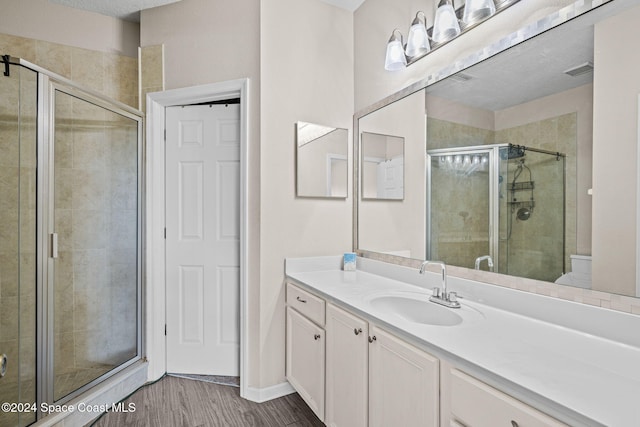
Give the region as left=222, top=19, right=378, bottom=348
left=432, top=0, right=461, bottom=44
left=462, top=0, right=496, bottom=26
left=384, top=29, right=407, bottom=71
left=405, top=11, right=431, bottom=58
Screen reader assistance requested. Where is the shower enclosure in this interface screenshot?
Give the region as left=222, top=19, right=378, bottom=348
left=0, top=56, right=142, bottom=426
left=427, top=143, right=565, bottom=282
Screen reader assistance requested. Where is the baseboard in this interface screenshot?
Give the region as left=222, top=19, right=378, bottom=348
left=242, top=381, right=296, bottom=403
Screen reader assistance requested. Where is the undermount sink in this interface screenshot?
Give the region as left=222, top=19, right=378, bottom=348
left=367, top=292, right=463, bottom=326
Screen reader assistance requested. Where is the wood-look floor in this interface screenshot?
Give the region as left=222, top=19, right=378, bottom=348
left=91, top=375, right=324, bottom=427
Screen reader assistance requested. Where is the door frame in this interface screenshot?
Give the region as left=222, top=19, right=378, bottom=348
left=145, top=79, right=250, bottom=398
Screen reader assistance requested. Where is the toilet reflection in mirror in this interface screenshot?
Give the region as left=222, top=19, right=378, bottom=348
left=295, top=121, right=348, bottom=198
left=361, top=132, right=405, bottom=200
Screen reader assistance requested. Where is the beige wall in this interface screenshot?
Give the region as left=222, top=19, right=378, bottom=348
left=0, top=0, right=139, bottom=57
left=354, top=0, right=577, bottom=111
left=141, top=0, right=353, bottom=389
left=259, top=0, right=353, bottom=388
left=140, top=0, right=264, bottom=386
left=592, top=5, right=640, bottom=295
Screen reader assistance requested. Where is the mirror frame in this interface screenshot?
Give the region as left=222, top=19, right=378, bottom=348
left=353, top=0, right=614, bottom=286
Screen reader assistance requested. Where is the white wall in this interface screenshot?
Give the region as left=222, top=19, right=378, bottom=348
left=0, top=0, right=139, bottom=57
left=354, top=0, right=577, bottom=111
left=141, top=0, right=353, bottom=389
left=592, top=4, right=640, bottom=295
left=259, top=0, right=354, bottom=388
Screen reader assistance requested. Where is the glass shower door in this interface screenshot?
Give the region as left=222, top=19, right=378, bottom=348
left=0, top=63, right=37, bottom=427
left=427, top=148, right=493, bottom=269
left=499, top=147, right=565, bottom=281
left=50, top=88, right=140, bottom=402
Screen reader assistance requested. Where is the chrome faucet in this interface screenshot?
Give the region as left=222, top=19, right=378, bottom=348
left=474, top=255, right=494, bottom=271
left=419, top=260, right=460, bottom=309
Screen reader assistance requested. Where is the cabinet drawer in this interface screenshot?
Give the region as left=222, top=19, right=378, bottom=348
left=287, top=283, right=325, bottom=326
left=450, top=369, right=567, bottom=427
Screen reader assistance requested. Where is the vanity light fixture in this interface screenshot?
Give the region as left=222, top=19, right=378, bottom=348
left=462, top=0, right=496, bottom=27
left=405, top=11, right=430, bottom=58
left=384, top=0, right=520, bottom=71
left=384, top=29, right=407, bottom=71
left=432, top=0, right=461, bottom=44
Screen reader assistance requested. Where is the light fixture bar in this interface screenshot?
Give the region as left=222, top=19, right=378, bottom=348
left=401, top=0, right=521, bottom=69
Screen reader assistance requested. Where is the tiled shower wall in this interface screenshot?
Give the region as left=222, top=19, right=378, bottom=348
left=427, top=113, right=577, bottom=281
left=53, top=92, right=139, bottom=400
left=0, top=33, right=138, bottom=108
left=0, top=64, right=37, bottom=427
left=495, top=113, right=577, bottom=281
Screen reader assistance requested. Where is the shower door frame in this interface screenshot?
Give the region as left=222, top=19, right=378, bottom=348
left=426, top=144, right=506, bottom=271
left=7, top=56, right=147, bottom=417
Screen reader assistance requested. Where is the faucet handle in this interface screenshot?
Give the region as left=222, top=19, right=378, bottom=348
left=448, top=291, right=458, bottom=303
left=432, top=287, right=441, bottom=298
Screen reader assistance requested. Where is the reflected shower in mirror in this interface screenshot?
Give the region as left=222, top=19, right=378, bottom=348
left=361, top=132, right=405, bottom=200
left=427, top=144, right=566, bottom=283
left=296, top=122, right=348, bottom=198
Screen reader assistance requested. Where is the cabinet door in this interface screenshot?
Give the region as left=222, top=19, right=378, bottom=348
left=325, top=303, right=369, bottom=427
left=369, top=326, right=439, bottom=427
left=286, top=307, right=325, bottom=421
left=450, top=369, right=568, bottom=427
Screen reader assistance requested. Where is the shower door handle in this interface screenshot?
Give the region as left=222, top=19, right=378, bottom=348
left=50, top=233, right=58, bottom=259
left=0, top=353, right=6, bottom=377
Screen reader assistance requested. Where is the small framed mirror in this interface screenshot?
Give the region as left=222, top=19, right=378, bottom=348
left=296, top=122, right=349, bottom=198
left=361, top=132, right=405, bottom=200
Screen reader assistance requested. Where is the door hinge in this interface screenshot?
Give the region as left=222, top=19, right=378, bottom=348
left=164, top=324, right=167, bottom=336
left=164, top=228, right=166, bottom=239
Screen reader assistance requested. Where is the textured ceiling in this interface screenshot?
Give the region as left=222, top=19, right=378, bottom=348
left=50, top=0, right=365, bottom=22
left=50, top=0, right=183, bottom=22
left=425, top=12, right=596, bottom=112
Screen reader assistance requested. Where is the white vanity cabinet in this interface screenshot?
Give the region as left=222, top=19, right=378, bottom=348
left=325, top=303, right=369, bottom=427
left=287, top=282, right=564, bottom=427
left=448, top=369, right=567, bottom=427
left=325, top=302, right=439, bottom=427
left=286, top=284, right=326, bottom=421
left=368, top=325, right=439, bottom=427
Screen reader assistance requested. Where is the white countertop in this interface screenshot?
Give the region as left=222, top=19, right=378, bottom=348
left=285, top=256, right=640, bottom=427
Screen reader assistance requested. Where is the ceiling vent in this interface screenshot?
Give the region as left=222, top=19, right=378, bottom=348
left=449, top=73, right=473, bottom=82
left=564, top=61, right=594, bottom=77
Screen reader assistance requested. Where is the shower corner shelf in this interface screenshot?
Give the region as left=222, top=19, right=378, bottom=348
left=507, top=200, right=535, bottom=209
left=509, top=181, right=534, bottom=191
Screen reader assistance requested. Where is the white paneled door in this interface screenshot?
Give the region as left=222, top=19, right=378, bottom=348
left=165, top=104, right=240, bottom=375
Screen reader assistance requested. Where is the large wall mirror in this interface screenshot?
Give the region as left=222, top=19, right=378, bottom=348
left=356, top=0, right=640, bottom=298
